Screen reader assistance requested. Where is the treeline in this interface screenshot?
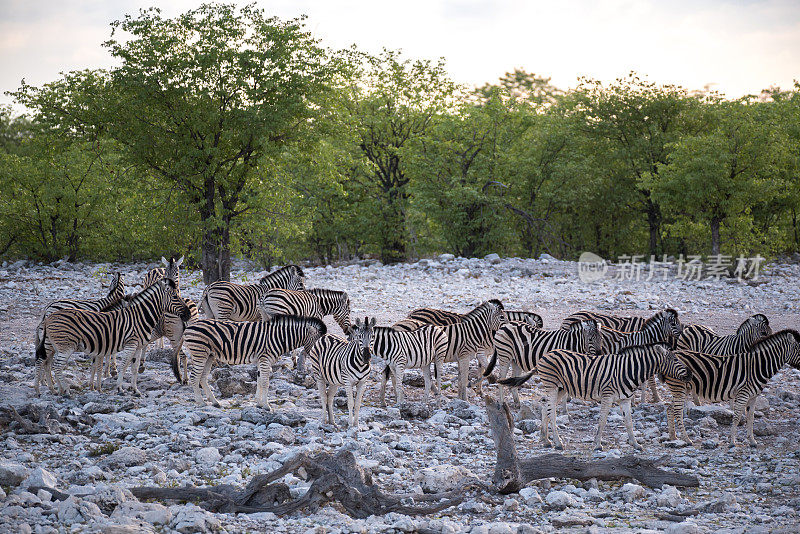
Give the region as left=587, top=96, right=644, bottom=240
left=1, top=4, right=799, bottom=282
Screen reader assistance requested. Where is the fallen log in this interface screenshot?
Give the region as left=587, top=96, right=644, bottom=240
left=483, top=395, right=699, bottom=492
left=132, top=448, right=483, bottom=517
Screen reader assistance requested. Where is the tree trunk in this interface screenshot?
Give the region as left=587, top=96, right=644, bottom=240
left=710, top=215, right=721, bottom=256
left=647, top=204, right=660, bottom=258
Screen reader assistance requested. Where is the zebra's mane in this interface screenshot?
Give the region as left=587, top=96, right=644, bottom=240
left=125, top=280, right=164, bottom=307
left=616, top=342, right=669, bottom=356
left=309, top=288, right=348, bottom=299
left=487, top=298, right=504, bottom=309
left=260, top=264, right=303, bottom=283
left=106, top=272, right=122, bottom=295
left=265, top=314, right=327, bottom=336
left=748, top=329, right=800, bottom=351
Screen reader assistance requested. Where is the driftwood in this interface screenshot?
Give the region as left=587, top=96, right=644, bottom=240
left=0, top=404, right=70, bottom=434
left=483, top=395, right=699, bottom=492
left=132, top=449, right=482, bottom=518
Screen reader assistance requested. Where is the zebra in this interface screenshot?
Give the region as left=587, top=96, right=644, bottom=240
left=502, top=343, right=691, bottom=450
left=675, top=314, right=771, bottom=353
left=308, top=317, right=375, bottom=429
left=34, top=272, right=127, bottom=394
left=258, top=288, right=352, bottom=335
left=180, top=315, right=327, bottom=409
left=372, top=324, right=448, bottom=407
left=143, top=296, right=199, bottom=382
left=435, top=300, right=507, bottom=401
left=36, top=278, right=190, bottom=396
left=560, top=309, right=676, bottom=332
left=599, top=309, right=683, bottom=404
left=665, top=329, right=800, bottom=447
left=142, top=255, right=184, bottom=289
left=199, top=265, right=305, bottom=321
left=406, top=307, right=543, bottom=329
left=483, top=319, right=603, bottom=405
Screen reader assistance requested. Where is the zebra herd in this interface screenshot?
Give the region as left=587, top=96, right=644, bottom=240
left=33, top=259, right=800, bottom=450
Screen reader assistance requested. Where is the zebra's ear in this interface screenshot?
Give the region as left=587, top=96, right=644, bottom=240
left=369, top=317, right=376, bottom=328
left=176, top=255, right=184, bottom=267
left=161, top=256, right=168, bottom=267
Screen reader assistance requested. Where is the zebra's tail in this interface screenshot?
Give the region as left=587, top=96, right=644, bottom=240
left=170, top=344, right=184, bottom=384
left=482, top=348, right=499, bottom=379
left=384, top=364, right=392, bottom=380
left=199, top=290, right=214, bottom=319
left=498, top=371, right=535, bottom=388
left=35, top=325, right=47, bottom=362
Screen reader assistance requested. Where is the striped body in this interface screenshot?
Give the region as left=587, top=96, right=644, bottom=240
left=259, top=287, right=351, bottom=335
left=560, top=310, right=649, bottom=331
left=407, top=307, right=543, bottom=329
left=439, top=300, right=506, bottom=401
left=37, top=279, right=190, bottom=396
left=665, top=330, right=800, bottom=447
left=309, top=318, right=375, bottom=428
left=484, top=319, right=602, bottom=405
left=372, top=324, right=448, bottom=406
left=675, top=314, right=771, bottom=353
left=200, top=265, right=305, bottom=321
left=182, top=315, right=326, bottom=408
left=34, top=272, right=125, bottom=394
left=534, top=344, right=690, bottom=450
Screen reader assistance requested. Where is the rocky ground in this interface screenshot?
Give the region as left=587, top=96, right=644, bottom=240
left=0, top=253, right=799, bottom=533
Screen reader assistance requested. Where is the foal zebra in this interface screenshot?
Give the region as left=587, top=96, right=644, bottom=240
left=675, top=314, right=771, bottom=353
left=484, top=319, right=603, bottom=405
left=309, top=317, right=375, bottom=428
left=258, top=288, right=351, bottom=334
left=373, top=324, right=448, bottom=406
left=503, top=343, right=691, bottom=450
left=199, top=265, right=305, bottom=321
left=34, top=272, right=126, bottom=394
left=37, top=279, right=190, bottom=396
left=181, top=315, right=327, bottom=409
left=665, top=329, right=800, bottom=447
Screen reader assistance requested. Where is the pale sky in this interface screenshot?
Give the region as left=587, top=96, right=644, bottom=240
left=1, top=0, right=799, bottom=109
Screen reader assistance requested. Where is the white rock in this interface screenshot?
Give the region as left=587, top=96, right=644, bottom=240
left=112, top=501, right=173, bottom=525
left=104, top=446, right=147, bottom=468
left=666, top=520, right=700, bottom=534
left=417, top=465, right=474, bottom=493
left=57, top=496, right=104, bottom=526
left=657, top=485, right=682, bottom=507
left=519, top=487, right=542, bottom=506
left=0, top=460, right=29, bottom=486
left=195, top=447, right=222, bottom=465
left=545, top=490, right=575, bottom=509
left=621, top=482, right=646, bottom=502
left=171, top=503, right=222, bottom=533
left=23, top=467, right=57, bottom=490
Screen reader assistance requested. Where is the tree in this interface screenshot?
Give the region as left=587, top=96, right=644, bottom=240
left=340, top=49, right=457, bottom=263
left=15, top=4, right=338, bottom=282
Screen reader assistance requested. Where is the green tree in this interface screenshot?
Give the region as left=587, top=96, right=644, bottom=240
left=15, top=4, right=338, bottom=282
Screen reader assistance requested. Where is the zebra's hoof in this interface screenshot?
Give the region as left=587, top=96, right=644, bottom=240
left=554, top=444, right=564, bottom=451
left=212, top=402, right=222, bottom=408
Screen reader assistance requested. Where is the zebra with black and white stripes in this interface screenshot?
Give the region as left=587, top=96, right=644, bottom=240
left=665, top=329, right=800, bottom=447
left=372, top=324, right=448, bottom=406
left=147, top=296, right=199, bottom=382
left=34, top=272, right=126, bottom=394
left=142, top=256, right=184, bottom=289
left=675, top=314, right=771, bottom=353
left=309, top=317, right=375, bottom=428
left=502, top=343, right=691, bottom=450
left=258, top=288, right=351, bottom=335
left=483, top=319, right=603, bottom=405
left=438, top=300, right=507, bottom=401
left=560, top=309, right=675, bottom=332
left=199, top=265, right=305, bottom=321
left=180, top=315, right=327, bottom=409
left=406, top=307, right=543, bottom=329
left=37, top=278, right=190, bottom=396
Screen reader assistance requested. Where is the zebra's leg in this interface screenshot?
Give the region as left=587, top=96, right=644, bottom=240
left=353, top=379, right=367, bottom=429
left=540, top=391, right=552, bottom=447
left=621, top=397, right=642, bottom=450
left=421, top=363, right=432, bottom=404
left=393, top=364, right=404, bottom=404
left=549, top=388, right=565, bottom=450
left=52, top=348, right=74, bottom=396
left=181, top=347, right=190, bottom=385
left=510, top=361, right=522, bottom=407
left=200, top=357, right=220, bottom=408
left=115, top=345, right=138, bottom=394
left=189, top=354, right=207, bottom=406
left=456, top=355, right=470, bottom=402
left=256, top=358, right=273, bottom=411
left=474, top=350, right=487, bottom=396
left=648, top=376, right=662, bottom=404
left=594, top=395, right=613, bottom=451
left=496, top=359, right=510, bottom=405
left=434, top=359, right=443, bottom=401
left=129, top=347, right=145, bottom=397
left=673, top=386, right=692, bottom=444
left=745, top=396, right=758, bottom=447
left=317, top=379, right=329, bottom=424
left=326, top=385, right=337, bottom=428
left=138, top=345, right=150, bottom=374
left=378, top=365, right=390, bottom=408
left=346, top=380, right=356, bottom=428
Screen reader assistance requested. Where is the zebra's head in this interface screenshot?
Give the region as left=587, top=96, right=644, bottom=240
left=648, top=308, right=682, bottom=346
left=288, top=265, right=306, bottom=290
left=161, top=278, right=191, bottom=322
left=784, top=330, right=800, bottom=369
left=349, top=316, right=376, bottom=363
left=740, top=314, right=772, bottom=340
left=656, top=344, right=692, bottom=382
left=524, top=314, right=542, bottom=329
left=161, top=255, right=183, bottom=287
left=107, top=272, right=124, bottom=298
left=577, top=319, right=603, bottom=356
left=302, top=317, right=328, bottom=352
left=486, top=299, right=507, bottom=331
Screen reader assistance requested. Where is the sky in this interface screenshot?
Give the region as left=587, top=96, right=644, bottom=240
left=1, top=0, right=799, bottom=109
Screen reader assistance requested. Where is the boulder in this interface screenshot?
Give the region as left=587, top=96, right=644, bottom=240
left=545, top=490, right=576, bottom=510
left=416, top=464, right=474, bottom=493
left=102, top=447, right=147, bottom=468
left=0, top=460, right=29, bottom=486
left=195, top=447, right=221, bottom=466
